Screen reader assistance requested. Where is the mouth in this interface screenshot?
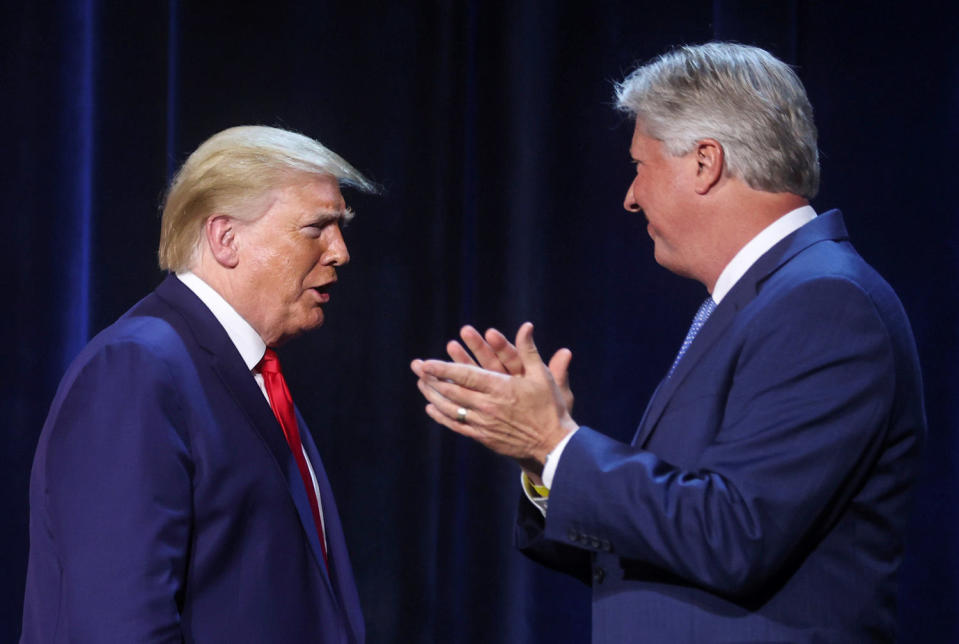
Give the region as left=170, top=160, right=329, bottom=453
left=309, top=282, right=335, bottom=304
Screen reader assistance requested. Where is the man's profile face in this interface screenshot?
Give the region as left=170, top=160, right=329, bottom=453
left=232, top=174, right=351, bottom=346
left=624, top=119, right=701, bottom=280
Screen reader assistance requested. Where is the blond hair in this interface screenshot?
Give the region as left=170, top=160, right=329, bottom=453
left=158, top=125, right=376, bottom=271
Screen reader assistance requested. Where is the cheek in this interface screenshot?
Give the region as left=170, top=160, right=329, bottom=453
left=266, top=246, right=301, bottom=280
left=304, top=245, right=330, bottom=275
left=252, top=255, right=302, bottom=305
left=247, top=245, right=283, bottom=273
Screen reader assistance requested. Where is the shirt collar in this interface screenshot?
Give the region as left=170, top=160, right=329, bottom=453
left=176, top=271, right=266, bottom=370
left=711, top=205, right=817, bottom=304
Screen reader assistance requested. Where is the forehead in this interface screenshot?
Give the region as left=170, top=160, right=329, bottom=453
left=288, top=174, right=344, bottom=208
left=268, top=175, right=346, bottom=220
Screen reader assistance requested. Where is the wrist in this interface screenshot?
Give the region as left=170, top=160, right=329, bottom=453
left=533, top=417, right=578, bottom=465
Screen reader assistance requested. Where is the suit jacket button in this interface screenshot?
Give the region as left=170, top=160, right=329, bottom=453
left=568, top=529, right=579, bottom=543
left=593, top=567, right=606, bottom=584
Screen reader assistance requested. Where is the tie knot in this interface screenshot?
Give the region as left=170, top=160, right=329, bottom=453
left=258, top=348, right=281, bottom=374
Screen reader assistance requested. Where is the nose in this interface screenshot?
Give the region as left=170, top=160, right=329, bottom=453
left=323, top=224, right=350, bottom=267
left=623, top=179, right=641, bottom=213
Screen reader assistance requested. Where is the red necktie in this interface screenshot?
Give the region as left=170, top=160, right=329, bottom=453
left=258, top=349, right=328, bottom=566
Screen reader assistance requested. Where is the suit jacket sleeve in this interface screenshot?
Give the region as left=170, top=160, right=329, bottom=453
left=530, top=277, right=899, bottom=596
left=514, top=491, right=593, bottom=585
left=40, top=337, right=192, bottom=642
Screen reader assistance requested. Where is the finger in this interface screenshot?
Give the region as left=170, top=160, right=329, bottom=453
left=485, top=328, right=523, bottom=375
left=514, top=322, right=545, bottom=371
left=416, top=378, right=461, bottom=419
left=410, top=359, right=426, bottom=377
left=417, top=376, right=453, bottom=408
left=417, top=379, right=485, bottom=430
left=460, top=325, right=508, bottom=373
left=417, top=374, right=491, bottom=414
left=446, top=340, right=478, bottom=366
left=547, top=348, right=573, bottom=387
left=424, top=403, right=483, bottom=441
left=420, top=359, right=501, bottom=393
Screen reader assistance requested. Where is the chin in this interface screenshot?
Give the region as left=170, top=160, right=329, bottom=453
left=303, top=310, right=326, bottom=332
left=653, top=250, right=685, bottom=277
left=652, top=247, right=670, bottom=268
left=271, top=314, right=325, bottom=346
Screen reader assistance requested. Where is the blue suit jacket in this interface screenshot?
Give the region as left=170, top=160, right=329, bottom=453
left=22, top=276, right=364, bottom=643
left=517, top=211, right=925, bottom=642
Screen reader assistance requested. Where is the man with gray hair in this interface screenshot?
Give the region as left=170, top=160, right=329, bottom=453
left=23, top=126, right=374, bottom=643
left=412, top=43, right=925, bottom=641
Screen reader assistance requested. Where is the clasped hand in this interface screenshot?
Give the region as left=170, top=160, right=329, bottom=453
left=410, top=322, right=577, bottom=472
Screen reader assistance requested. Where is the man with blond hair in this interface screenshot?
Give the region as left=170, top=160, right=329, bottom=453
left=22, top=126, right=374, bottom=643
left=413, top=43, right=925, bottom=641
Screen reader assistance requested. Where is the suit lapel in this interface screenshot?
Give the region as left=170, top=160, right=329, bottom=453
left=631, top=210, right=850, bottom=447
left=297, top=410, right=364, bottom=642
left=155, top=276, right=337, bottom=594
left=212, top=355, right=336, bottom=587
left=632, top=297, right=741, bottom=447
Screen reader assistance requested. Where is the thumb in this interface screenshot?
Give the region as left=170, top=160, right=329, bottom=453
left=515, top=322, right=544, bottom=370
left=548, top=348, right=572, bottom=388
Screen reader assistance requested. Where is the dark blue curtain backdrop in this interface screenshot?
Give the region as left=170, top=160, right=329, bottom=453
left=3, top=1, right=957, bottom=642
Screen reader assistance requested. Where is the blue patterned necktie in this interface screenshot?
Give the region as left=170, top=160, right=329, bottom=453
left=667, top=297, right=717, bottom=378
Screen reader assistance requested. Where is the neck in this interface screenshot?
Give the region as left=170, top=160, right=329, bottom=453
left=191, top=258, right=259, bottom=335
left=191, top=260, right=231, bottom=304
left=698, top=190, right=808, bottom=292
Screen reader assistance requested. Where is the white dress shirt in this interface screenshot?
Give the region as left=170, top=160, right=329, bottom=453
left=177, top=271, right=326, bottom=535
left=526, top=205, right=818, bottom=513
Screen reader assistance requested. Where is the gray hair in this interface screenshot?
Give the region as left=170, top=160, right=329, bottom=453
left=159, top=125, right=377, bottom=272
left=615, top=42, right=819, bottom=199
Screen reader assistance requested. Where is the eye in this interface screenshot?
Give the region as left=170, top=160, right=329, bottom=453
left=302, top=223, right=326, bottom=238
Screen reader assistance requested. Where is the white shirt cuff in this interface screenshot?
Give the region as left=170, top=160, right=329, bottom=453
left=542, top=428, right=577, bottom=488
left=521, top=472, right=550, bottom=517
left=520, top=428, right=578, bottom=517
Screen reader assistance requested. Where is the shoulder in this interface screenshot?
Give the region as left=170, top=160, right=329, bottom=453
left=749, top=237, right=908, bottom=331
left=47, top=299, right=206, bottom=429
left=765, top=235, right=901, bottom=307
left=71, top=314, right=192, bottom=384
left=35, top=311, right=201, bottom=485
left=732, top=239, right=919, bottom=387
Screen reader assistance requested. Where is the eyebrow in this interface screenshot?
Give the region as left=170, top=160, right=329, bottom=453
left=307, top=207, right=354, bottom=226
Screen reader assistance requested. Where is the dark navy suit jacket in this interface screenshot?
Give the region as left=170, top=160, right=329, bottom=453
left=517, top=211, right=925, bottom=642
left=22, top=276, right=364, bottom=643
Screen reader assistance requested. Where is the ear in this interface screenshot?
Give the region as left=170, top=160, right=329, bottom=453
left=693, top=139, right=724, bottom=195
left=204, top=215, right=240, bottom=268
